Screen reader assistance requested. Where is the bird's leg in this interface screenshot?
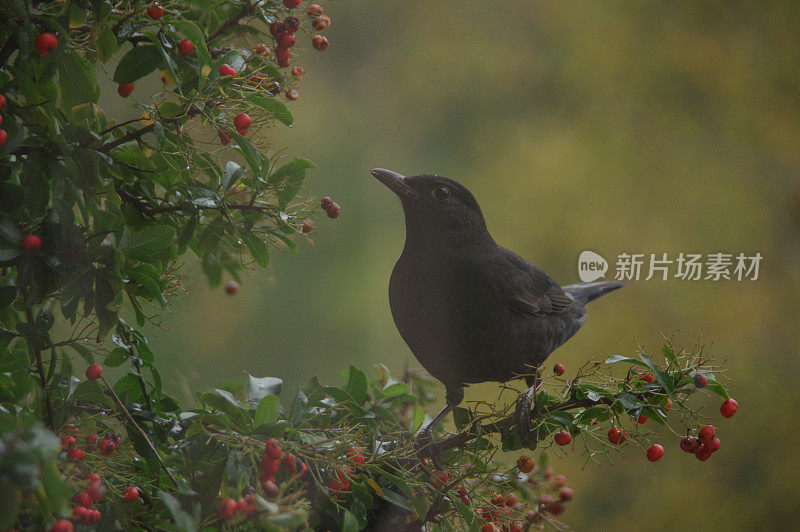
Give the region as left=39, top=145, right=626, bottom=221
left=515, top=372, right=542, bottom=447
left=416, top=387, right=464, bottom=466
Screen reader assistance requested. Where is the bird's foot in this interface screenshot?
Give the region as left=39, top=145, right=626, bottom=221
left=515, top=384, right=539, bottom=448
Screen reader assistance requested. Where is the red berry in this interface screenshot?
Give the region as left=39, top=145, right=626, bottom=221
left=538, top=494, right=555, bottom=507
left=301, top=221, right=313, bottom=234
left=553, top=363, right=565, bottom=375
left=86, top=364, right=102, bottom=381
left=261, top=456, right=279, bottom=475
left=640, top=373, right=654, bottom=383
left=516, top=455, right=535, bottom=473
left=490, top=493, right=504, bottom=506
left=234, top=113, right=251, bottom=132
left=117, top=83, right=135, bottom=97
left=224, top=281, right=239, bottom=295
left=637, top=414, right=647, bottom=424
left=270, top=21, right=286, bottom=38
left=312, top=15, right=330, bottom=30
left=320, top=196, right=333, bottom=208
left=146, top=3, right=164, bottom=20
left=261, top=476, right=279, bottom=498
left=720, top=398, right=738, bottom=418
left=73, top=492, right=92, bottom=507
left=237, top=495, right=256, bottom=515
left=695, top=444, right=712, bottom=461
left=283, top=16, right=300, bottom=33
left=698, top=424, right=716, bottom=443
left=61, top=435, right=76, bottom=450
left=312, top=35, right=329, bottom=51
left=87, top=481, right=106, bottom=502
left=554, top=474, right=567, bottom=487
left=279, top=32, right=296, bottom=48
left=282, top=452, right=297, bottom=471
left=0, top=116, right=4, bottom=126
left=646, top=443, right=664, bottom=462
left=254, top=43, right=270, bottom=55
left=430, top=470, right=448, bottom=490
left=85, top=473, right=101, bottom=483
left=549, top=501, right=567, bottom=515
left=694, top=373, right=708, bottom=388
left=90, top=509, right=101, bottom=524
left=98, top=438, right=115, bottom=455
left=680, top=436, right=700, bottom=453
left=35, top=32, right=58, bottom=55
left=307, top=3, right=323, bottom=16
left=664, top=398, right=672, bottom=412
left=328, top=479, right=349, bottom=496
left=0, top=129, right=5, bottom=147
left=707, top=437, right=721, bottom=452
left=291, top=66, right=304, bottom=79
left=86, top=433, right=97, bottom=449
left=0, top=93, right=6, bottom=108
left=554, top=430, right=572, bottom=446
left=481, top=524, right=500, bottom=532
left=122, top=486, right=140, bottom=503
left=285, top=89, right=299, bottom=100
left=505, top=493, right=517, bottom=507
left=509, top=523, right=524, bottom=532
left=325, top=202, right=341, bottom=218
left=21, top=234, right=41, bottom=251
left=67, top=447, right=85, bottom=463
left=178, top=38, right=195, bottom=56
left=266, top=81, right=282, bottom=95
left=51, top=519, right=73, bottom=532
left=347, top=448, right=366, bottom=464
left=218, top=498, right=237, bottom=519
left=608, top=426, right=627, bottom=444
left=276, top=47, right=291, bottom=67
left=72, top=505, right=90, bottom=524
left=543, top=466, right=553, bottom=479
left=559, top=487, right=574, bottom=501
left=219, top=64, right=236, bottom=77
left=218, top=130, right=232, bottom=145
left=283, top=0, right=301, bottom=8
left=265, top=438, right=283, bottom=459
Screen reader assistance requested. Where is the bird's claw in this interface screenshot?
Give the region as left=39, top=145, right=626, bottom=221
left=515, top=383, right=539, bottom=448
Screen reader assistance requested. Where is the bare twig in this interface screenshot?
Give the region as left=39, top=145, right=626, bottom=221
left=25, top=308, right=55, bottom=430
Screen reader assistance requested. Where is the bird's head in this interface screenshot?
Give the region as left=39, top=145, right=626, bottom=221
left=371, top=168, right=491, bottom=246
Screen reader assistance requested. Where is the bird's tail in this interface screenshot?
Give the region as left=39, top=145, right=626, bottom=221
left=562, top=281, right=625, bottom=306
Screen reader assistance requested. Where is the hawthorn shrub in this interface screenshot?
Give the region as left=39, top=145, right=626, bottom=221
left=0, top=1, right=738, bottom=531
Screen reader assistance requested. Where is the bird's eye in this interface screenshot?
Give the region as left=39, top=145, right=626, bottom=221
left=433, top=186, right=450, bottom=201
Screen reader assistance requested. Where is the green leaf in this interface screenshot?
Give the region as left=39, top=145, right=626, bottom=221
left=122, top=225, right=176, bottom=261
left=113, top=45, right=163, bottom=84
left=411, top=404, right=426, bottom=434
left=174, top=19, right=211, bottom=67
left=202, top=389, right=251, bottom=431
left=347, top=365, right=368, bottom=402
left=58, top=52, right=99, bottom=110
left=638, top=353, right=673, bottom=393
left=230, top=132, right=262, bottom=175
left=605, top=354, right=650, bottom=369
left=242, top=233, right=269, bottom=267
left=342, top=510, right=359, bottom=532
left=96, top=24, right=119, bottom=62
left=452, top=406, right=471, bottom=430
left=705, top=377, right=730, bottom=401
left=246, top=95, right=294, bottom=126
left=254, top=394, right=280, bottom=427
left=0, top=286, right=16, bottom=308
left=246, top=373, right=283, bottom=407
left=268, top=157, right=315, bottom=184
left=381, top=382, right=410, bottom=398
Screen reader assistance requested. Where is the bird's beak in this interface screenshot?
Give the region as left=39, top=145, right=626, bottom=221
left=371, top=168, right=418, bottom=198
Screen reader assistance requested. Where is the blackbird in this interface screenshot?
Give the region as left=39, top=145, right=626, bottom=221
left=372, top=168, right=623, bottom=446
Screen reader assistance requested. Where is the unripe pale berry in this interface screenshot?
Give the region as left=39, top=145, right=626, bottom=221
left=285, top=89, right=299, bottom=100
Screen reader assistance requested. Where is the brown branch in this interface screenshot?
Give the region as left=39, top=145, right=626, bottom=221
left=101, top=376, right=179, bottom=488
left=118, top=188, right=278, bottom=218
left=26, top=309, right=55, bottom=430
left=208, top=1, right=258, bottom=42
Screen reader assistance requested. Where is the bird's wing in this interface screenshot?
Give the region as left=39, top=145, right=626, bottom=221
left=498, top=249, right=575, bottom=316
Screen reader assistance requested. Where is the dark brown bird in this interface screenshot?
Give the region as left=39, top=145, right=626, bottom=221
left=372, top=168, right=623, bottom=444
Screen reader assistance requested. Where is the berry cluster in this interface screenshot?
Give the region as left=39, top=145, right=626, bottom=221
left=328, top=447, right=368, bottom=495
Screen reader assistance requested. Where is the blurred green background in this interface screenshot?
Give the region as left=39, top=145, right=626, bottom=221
left=145, top=2, right=799, bottom=530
